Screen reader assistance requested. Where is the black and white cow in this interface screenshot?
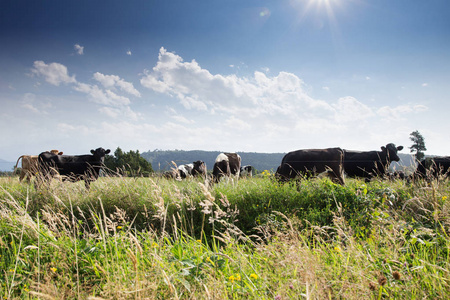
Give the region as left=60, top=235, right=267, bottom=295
left=38, top=147, right=110, bottom=189
left=240, top=165, right=253, bottom=177
left=343, top=143, right=403, bottom=180
left=275, top=148, right=345, bottom=185
left=177, top=160, right=207, bottom=179
left=212, top=153, right=241, bottom=183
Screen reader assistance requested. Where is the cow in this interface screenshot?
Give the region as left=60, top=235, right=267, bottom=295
left=275, top=148, right=345, bottom=185
left=178, top=160, right=207, bottom=179
left=212, top=153, right=241, bottom=183
left=414, top=156, right=450, bottom=179
left=14, top=150, right=63, bottom=183
left=343, top=143, right=404, bottom=180
left=191, top=160, right=207, bottom=178
left=37, top=147, right=110, bottom=189
left=240, top=165, right=253, bottom=177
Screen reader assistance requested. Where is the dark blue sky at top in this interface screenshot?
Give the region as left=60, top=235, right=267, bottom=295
left=1, top=0, right=449, bottom=96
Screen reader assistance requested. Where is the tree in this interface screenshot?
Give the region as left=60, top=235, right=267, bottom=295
left=409, top=130, right=427, bottom=161
left=104, top=147, right=154, bottom=177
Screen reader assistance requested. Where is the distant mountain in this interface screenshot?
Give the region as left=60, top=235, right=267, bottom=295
left=390, top=153, right=417, bottom=174
left=140, top=150, right=286, bottom=172
left=0, top=159, right=16, bottom=172
left=141, top=150, right=417, bottom=174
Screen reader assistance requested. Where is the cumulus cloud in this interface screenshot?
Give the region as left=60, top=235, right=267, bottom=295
left=73, top=82, right=131, bottom=107
left=127, top=50, right=132, bottom=56
left=74, top=44, right=84, bottom=55
left=31, top=61, right=76, bottom=86
left=136, top=47, right=432, bottom=151
left=31, top=60, right=141, bottom=120
left=93, top=72, right=141, bottom=97
left=140, top=47, right=332, bottom=120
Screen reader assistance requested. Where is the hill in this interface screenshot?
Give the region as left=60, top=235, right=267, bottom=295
left=0, top=159, right=15, bottom=172
left=140, top=150, right=286, bottom=172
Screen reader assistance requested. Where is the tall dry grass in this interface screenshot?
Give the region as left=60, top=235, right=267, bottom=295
left=0, top=174, right=449, bottom=299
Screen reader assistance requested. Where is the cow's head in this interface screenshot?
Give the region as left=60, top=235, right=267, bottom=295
left=381, top=143, right=403, bottom=162
left=192, top=160, right=206, bottom=176
left=91, top=148, right=111, bottom=162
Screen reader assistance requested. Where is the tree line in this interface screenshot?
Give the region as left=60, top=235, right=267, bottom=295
left=103, top=147, right=153, bottom=177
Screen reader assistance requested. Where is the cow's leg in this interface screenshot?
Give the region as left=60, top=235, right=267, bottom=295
left=25, top=171, right=33, bottom=184
left=19, top=171, right=25, bottom=182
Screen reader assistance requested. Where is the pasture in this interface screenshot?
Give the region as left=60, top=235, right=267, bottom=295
left=1, top=174, right=449, bottom=299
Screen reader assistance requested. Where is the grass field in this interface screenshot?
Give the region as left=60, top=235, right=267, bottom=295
left=1, top=174, right=449, bottom=299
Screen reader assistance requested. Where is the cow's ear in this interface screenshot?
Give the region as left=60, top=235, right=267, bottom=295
left=91, top=150, right=95, bottom=154
left=397, top=146, right=404, bottom=151
left=106, top=149, right=111, bottom=154
left=381, top=146, right=386, bottom=152
left=59, top=152, right=63, bottom=155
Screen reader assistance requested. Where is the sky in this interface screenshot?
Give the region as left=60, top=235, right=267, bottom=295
left=1, top=0, right=450, bottom=164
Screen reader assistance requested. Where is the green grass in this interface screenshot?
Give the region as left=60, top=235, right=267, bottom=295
left=1, top=174, right=449, bottom=299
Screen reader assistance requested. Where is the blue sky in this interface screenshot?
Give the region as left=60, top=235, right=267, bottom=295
left=1, top=0, right=450, bottom=164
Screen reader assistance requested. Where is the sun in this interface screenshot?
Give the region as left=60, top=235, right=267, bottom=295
left=290, top=0, right=347, bottom=20
left=303, top=0, right=342, bottom=21
left=290, top=0, right=349, bottom=37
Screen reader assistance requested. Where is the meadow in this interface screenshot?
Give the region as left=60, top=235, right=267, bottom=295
left=1, top=173, right=449, bottom=299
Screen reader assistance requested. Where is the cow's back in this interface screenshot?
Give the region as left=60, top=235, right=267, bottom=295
left=343, top=150, right=381, bottom=177
left=277, top=147, right=344, bottom=184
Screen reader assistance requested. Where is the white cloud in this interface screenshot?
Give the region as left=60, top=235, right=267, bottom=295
left=140, top=47, right=332, bottom=120
left=422, top=83, right=428, bottom=87
left=74, top=44, right=84, bottom=55
left=31, top=61, right=76, bottom=86
left=31, top=61, right=141, bottom=120
left=136, top=47, right=434, bottom=152
left=93, top=72, right=141, bottom=97
left=332, top=96, right=374, bottom=123
left=377, top=104, right=429, bottom=121
left=224, top=116, right=251, bottom=130
left=73, top=83, right=131, bottom=107
left=127, top=50, right=132, bottom=56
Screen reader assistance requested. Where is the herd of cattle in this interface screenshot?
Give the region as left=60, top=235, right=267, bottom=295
left=12, top=143, right=450, bottom=189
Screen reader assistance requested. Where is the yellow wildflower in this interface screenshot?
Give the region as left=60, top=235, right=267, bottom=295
left=235, top=274, right=241, bottom=281
left=151, top=242, right=158, bottom=248
left=228, top=275, right=235, bottom=282
left=117, top=226, right=123, bottom=230
left=334, top=246, right=341, bottom=252
left=51, top=267, right=57, bottom=272
left=250, top=273, right=258, bottom=280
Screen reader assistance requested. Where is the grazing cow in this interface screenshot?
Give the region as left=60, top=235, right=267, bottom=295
left=191, top=160, right=207, bottom=178
left=177, top=164, right=193, bottom=179
left=343, top=143, right=404, bottom=180
left=14, top=150, right=63, bottom=183
left=212, top=153, right=241, bottom=183
left=164, top=160, right=207, bottom=180
left=275, top=148, right=345, bottom=185
left=240, top=165, right=253, bottom=177
left=414, top=156, right=450, bottom=179
left=38, top=148, right=110, bottom=189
